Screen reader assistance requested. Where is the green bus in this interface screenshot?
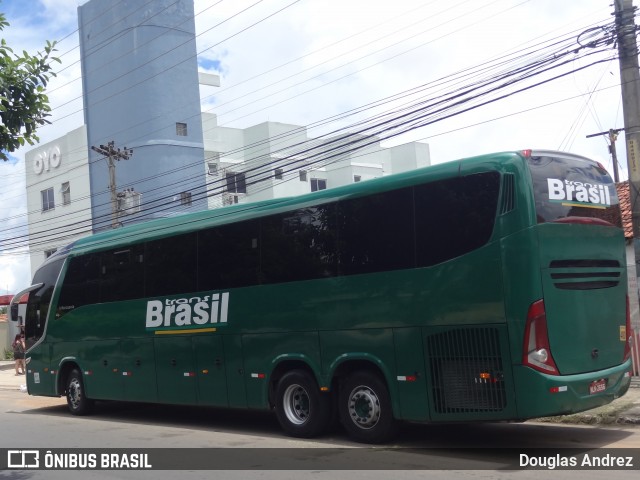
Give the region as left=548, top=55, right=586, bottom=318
left=12, top=149, right=632, bottom=443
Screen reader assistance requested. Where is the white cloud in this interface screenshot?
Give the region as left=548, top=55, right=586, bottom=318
left=193, top=0, right=623, bottom=170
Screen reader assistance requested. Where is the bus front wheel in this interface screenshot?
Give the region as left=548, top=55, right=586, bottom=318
left=339, top=372, right=397, bottom=443
left=274, top=370, right=330, bottom=438
left=65, top=369, right=93, bottom=416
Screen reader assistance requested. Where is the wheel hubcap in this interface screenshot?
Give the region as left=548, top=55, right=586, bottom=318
left=68, top=378, right=82, bottom=410
left=282, top=384, right=311, bottom=425
left=348, top=385, right=381, bottom=430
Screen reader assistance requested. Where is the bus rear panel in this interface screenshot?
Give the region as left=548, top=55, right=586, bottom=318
left=511, top=151, right=631, bottom=418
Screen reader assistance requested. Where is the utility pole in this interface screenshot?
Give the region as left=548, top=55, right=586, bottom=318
left=586, top=128, right=623, bottom=182
left=615, top=0, right=640, bottom=334
left=616, top=0, right=640, bottom=233
left=90, top=141, right=133, bottom=229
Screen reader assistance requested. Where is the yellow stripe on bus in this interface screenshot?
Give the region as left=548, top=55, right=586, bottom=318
left=561, top=202, right=606, bottom=209
left=154, top=328, right=217, bottom=335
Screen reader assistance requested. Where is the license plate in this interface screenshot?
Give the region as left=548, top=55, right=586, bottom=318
left=589, top=379, right=607, bottom=395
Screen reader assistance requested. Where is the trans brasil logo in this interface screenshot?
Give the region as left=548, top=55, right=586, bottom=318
left=547, top=178, right=612, bottom=207
left=145, top=292, right=229, bottom=332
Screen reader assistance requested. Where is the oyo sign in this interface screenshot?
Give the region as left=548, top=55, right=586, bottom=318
left=33, top=146, right=61, bottom=175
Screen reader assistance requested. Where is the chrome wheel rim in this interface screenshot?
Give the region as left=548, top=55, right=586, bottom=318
left=282, top=383, right=310, bottom=425
left=347, top=385, right=381, bottom=430
left=68, top=378, right=82, bottom=410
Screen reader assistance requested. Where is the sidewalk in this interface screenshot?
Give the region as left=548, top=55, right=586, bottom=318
left=0, top=360, right=639, bottom=425
left=0, top=360, right=27, bottom=392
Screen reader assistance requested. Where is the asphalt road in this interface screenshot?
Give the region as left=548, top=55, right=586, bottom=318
left=0, top=372, right=639, bottom=479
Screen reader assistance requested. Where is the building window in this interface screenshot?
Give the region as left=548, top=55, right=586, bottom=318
left=41, top=187, right=55, bottom=212
left=274, top=168, right=283, bottom=180
left=180, top=192, right=192, bottom=206
left=44, top=248, right=57, bottom=259
left=207, top=162, right=218, bottom=176
left=311, top=178, right=327, bottom=192
left=176, top=122, right=188, bottom=136
left=299, top=171, right=307, bottom=182
left=225, top=172, right=246, bottom=194
left=61, top=182, right=70, bottom=205
left=354, top=175, right=361, bottom=183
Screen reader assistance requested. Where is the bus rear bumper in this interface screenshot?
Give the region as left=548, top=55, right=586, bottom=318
left=512, top=359, right=632, bottom=420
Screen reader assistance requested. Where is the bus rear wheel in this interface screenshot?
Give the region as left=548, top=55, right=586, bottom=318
left=275, top=370, right=330, bottom=438
left=339, top=372, right=397, bottom=444
left=65, top=369, right=93, bottom=416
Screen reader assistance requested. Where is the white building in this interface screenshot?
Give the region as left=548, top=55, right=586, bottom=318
left=25, top=126, right=92, bottom=275
left=202, top=113, right=430, bottom=209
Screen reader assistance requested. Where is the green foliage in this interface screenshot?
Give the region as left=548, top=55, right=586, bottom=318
left=0, top=11, right=60, bottom=161
left=3, top=348, right=13, bottom=360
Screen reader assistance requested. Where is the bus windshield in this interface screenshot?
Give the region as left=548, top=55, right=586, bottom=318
left=25, top=258, right=64, bottom=349
left=527, top=153, right=621, bottom=227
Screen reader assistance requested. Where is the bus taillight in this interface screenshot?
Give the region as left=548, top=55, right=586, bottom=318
left=523, top=300, right=559, bottom=375
left=624, top=296, right=632, bottom=361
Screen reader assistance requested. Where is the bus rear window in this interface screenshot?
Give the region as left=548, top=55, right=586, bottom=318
left=527, top=154, right=621, bottom=227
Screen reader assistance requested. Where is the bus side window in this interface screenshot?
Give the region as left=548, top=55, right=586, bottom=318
left=337, top=188, right=415, bottom=275
left=414, top=172, right=500, bottom=267
left=145, top=233, right=197, bottom=297
left=261, top=204, right=338, bottom=284
left=100, top=245, right=144, bottom=303
left=198, top=220, right=260, bottom=291
left=57, top=254, right=101, bottom=314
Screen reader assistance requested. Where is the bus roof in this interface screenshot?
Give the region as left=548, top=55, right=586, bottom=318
left=61, top=150, right=527, bottom=259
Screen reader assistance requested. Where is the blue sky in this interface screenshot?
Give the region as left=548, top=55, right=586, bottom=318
left=0, top=0, right=629, bottom=294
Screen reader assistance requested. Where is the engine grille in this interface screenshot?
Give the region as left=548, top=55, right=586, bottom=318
left=426, top=327, right=507, bottom=414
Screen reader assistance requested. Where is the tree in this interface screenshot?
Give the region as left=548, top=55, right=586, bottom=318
left=0, top=11, right=59, bottom=161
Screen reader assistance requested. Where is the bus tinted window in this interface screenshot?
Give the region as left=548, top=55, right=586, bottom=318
left=337, top=188, right=415, bottom=275
left=25, top=258, right=64, bottom=347
left=58, top=254, right=101, bottom=313
left=198, top=219, right=260, bottom=290
left=527, top=154, right=621, bottom=227
left=146, top=233, right=197, bottom=297
left=415, top=172, right=500, bottom=267
left=56, top=174, right=501, bottom=299
left=262, top=204, right=338, bottom=283
left=100, top=245, right=144, bottom=303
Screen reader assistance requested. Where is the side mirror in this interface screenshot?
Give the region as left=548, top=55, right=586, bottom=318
left=9, top=304, right=18, bottom=322
left=8, top=283, right=43, bottom=322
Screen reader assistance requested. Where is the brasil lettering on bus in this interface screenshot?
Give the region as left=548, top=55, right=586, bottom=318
left=547, top=178, right=612, bottom=206
left=145, top=292, right=229, bottom=330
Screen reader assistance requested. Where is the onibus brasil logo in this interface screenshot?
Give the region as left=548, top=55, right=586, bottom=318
left=145, top=292, right=229, bottom=333
left=547, top=178, right=612, bottom=208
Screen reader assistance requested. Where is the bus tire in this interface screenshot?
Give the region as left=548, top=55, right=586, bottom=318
left=338, top=371, right=398, bottom=444
left=65, top=369, right=93, bottom=416
left=274, top=370, right=330, bottom=438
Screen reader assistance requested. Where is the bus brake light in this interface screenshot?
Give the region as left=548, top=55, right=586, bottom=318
left=523, top=300, right=559, bottom=375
